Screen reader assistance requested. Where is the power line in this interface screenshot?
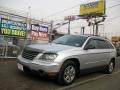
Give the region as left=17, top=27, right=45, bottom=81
left=44, top=1, right=120, bottom=20
left=60, top=15, right=120, bottom=30
left=43, top=0, right=93, bottom=19
left=54, top=14, right=120, bottom=30
left=52, top=2, right=120, bottom=30
left=106, top=3, right=120, bottom=10
left=52, top=3, right=120, bottom=25
left=106, top=15, right=120, bottom=22
left=43, top=4, right=79, bottom=19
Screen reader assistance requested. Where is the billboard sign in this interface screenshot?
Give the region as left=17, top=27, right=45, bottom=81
left=112, top=36, right=120, bottom=42
left=0, top=18, right=26, bottom=37
left=80, top=0, right=105, bottom=16
left=64, top=16, right=76, bottom=21
left=30, top=24, right=48, bottom=39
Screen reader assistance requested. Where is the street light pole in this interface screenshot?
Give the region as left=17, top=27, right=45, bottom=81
left=64, top=16, right=76, bottom=35
left=68, top=20, right=70, bottom=34
left=49, top=21, right=53, bottom=43
left=95, top=23, right=98, bottom=35
left=93, top=16, right=106, bottom=36
left=81, top=27, right=85, bottom=35
left=93, top=23, right=95, bottom=35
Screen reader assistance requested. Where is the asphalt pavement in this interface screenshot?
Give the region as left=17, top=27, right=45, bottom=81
left=67, top=69, right=120, bottom=90
left=0, top=57, right=120, bottom=90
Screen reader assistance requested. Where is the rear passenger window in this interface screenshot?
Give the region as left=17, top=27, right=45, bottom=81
left=105, top=41, right=114, bottom=49
left=85, top=38, right=114, bottom=49
left=95, top=39, right=109, bottom=49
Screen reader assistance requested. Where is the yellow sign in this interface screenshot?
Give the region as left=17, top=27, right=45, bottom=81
left=112, top=36, right=120, bottom=42
left=1, top=28, right=26, bottom=37
left=80, top=0, right=105, bottom=15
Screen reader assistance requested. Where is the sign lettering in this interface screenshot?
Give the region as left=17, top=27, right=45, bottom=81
left=30, top=24, right=48, bottom=39
left=0, top=18, right=26, bottom=37
left=80, top=0, right=105, bottom=15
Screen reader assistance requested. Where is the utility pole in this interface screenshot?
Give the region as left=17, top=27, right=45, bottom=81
left=93, top=23, right=95, bottom=35
left=95, top=23, right=98, bottom=35
left=64, top=16, right=75, bottom=35
left=49, top=21, right=53, bottom=43
left=68, top=20, right=70, bottom=34
left=94, top=17, right=105, bottom=36
left=81, top=27, right=85, bottom=35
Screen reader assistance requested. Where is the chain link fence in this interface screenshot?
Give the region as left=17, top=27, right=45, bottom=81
left=0, top=7, right=50, bottom=58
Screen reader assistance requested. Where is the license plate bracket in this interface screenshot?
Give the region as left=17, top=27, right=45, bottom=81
left=17, top=63, right=23, bottom=71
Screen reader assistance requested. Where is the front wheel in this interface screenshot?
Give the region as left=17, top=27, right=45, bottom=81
left=57, top=61, right=77, bottom=85
left=104, top=60, right=115, bottom=74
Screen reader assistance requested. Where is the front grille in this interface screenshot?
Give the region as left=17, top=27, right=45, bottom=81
left=22, top=49, right=39, bottom=60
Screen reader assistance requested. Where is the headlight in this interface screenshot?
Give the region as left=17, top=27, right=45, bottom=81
left=40, top=53, right=58, bottom=62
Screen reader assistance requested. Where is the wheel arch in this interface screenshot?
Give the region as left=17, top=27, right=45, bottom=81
left=61, top=58, right=80, bottom=76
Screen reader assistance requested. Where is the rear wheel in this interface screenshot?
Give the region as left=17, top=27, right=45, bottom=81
left=57, top=61, right=77, bottom=85
left=104, top=60, right=115, bottom=74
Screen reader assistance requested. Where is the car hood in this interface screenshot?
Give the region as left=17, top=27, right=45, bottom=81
left=26, top=43, right=77, bottom=53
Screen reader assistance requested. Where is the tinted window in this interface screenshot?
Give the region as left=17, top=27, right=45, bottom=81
left=85, top=38, right=113, bottom=49
left=85, top=39, right=96, bottom=49
left=94, top=39, right=112, bottom=49
left=105, top=40, right=114, bottom=49
left=52, top=35, right=88, bottom=47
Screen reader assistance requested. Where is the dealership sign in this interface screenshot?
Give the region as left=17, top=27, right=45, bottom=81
left=30, top=24, right=48, bottom=39
left=80, top=0, right=105, bottom=15
left=112, top=36, right=120, bottom=42
left=0, top=18, right=26, bottom=37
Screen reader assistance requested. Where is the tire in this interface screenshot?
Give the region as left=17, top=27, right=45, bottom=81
left=104, top=60, right=115, bottom=74
left=57, top=61, right=77, bottom=85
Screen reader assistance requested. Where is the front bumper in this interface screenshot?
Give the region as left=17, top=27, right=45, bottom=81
left=17, top=55, right=60, bottom=75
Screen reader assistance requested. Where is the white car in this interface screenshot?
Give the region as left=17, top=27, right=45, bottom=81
left=17, top=35, right=116, bottom=85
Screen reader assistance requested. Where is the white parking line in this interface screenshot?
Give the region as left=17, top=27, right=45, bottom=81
left=112, top=70, right=120, bottom=75
left=55, top=70, right=120, bottom=90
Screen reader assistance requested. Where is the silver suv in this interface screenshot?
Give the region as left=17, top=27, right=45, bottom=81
left=17, top=35, right=116, bottom=85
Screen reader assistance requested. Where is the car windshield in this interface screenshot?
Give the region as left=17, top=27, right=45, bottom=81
left=52, top=35, right=88, bottom=47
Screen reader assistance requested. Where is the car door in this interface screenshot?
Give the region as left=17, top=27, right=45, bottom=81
left=80, top=38, right=109, bottom=69
left=95, top=39, right=110, bottom=65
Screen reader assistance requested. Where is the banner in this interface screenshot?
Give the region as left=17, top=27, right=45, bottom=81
left=0, top=18, right=26, bottom=37
left=30, top=24, right=48, bottom=39
left=80, top=0, right=105, bottom=15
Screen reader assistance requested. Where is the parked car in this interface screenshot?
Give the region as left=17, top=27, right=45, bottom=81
left=17, top=35, right=116, bottom=85
left=116, top=48, right=120, bottom=56
left=0, top=37, right=20, bottom=57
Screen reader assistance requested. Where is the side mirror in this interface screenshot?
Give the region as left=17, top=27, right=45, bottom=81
left=84, top=44, right=95, bottom=50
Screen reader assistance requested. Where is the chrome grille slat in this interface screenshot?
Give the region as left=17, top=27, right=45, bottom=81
left=22, top=49, right=39, bottom=60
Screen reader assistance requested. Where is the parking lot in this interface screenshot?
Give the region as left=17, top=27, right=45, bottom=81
left=0, top=58, right=61, bottom=90
left=0, top=57, right=120, bottom=90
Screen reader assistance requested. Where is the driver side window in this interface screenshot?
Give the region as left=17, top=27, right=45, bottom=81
left=84, top=39, right=96, bottom=50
